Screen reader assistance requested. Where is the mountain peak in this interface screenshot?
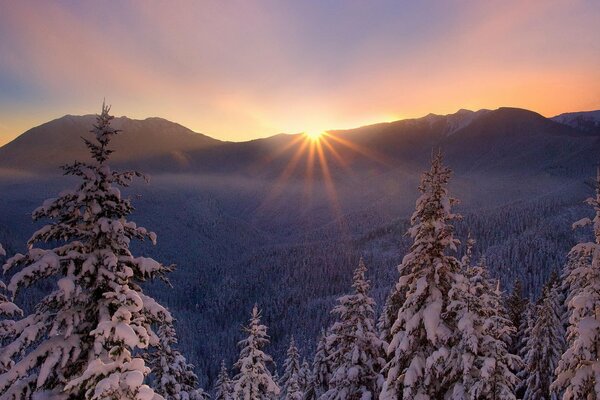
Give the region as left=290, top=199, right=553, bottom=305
left=0, top=114, right=222, bottom=172
left=551, top=110, right=600, bottom=134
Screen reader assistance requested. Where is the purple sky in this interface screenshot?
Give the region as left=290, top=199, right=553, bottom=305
left=1, top=0, right=599, bottom=144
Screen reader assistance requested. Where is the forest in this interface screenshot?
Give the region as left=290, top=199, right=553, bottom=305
left=0, top=105, right=598, bottom=400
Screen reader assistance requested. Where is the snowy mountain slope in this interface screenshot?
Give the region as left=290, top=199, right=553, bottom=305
left=552, top=110, right=600, bottom=134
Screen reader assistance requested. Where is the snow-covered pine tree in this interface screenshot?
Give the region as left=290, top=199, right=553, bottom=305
left=146, top=323, right=209, bottom=400
left=0, top=242, right=22, bottom=322
left=377, top=284, right=405, bottom=351
left=310, top=330, right=332, bottom=399
left=0, top=103, right=174, bottom=399
left=214, top=360, right=233, bottom=400
left=280, top=337, right=302, bottom=399
left=447, top=240, right=520, bottom=399
left=505, top=278, right=529, bottom=356
left=283, top=373, right=303, bottom=400
left=517, top=303, right=535, bottom=398
left=298, top=359, right=310, bottom=394
left=0, top=243, right=23, bottom=374
left=553, top=169, right=600, bottom=400
left=381, top=151, right=464, bottom=400
left=320, top=258, right=385, bottom=400
left=232, top=305, right=280, bottom=400
left=470, top=281, right=521, bottom=400
left=522, top=281, right=564, bottom=400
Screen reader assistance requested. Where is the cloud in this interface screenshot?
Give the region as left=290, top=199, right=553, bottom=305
left=0, top=0, right=599, bottom=145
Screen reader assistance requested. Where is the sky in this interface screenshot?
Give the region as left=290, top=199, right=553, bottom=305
left=0, top=0, right=599, bottom=145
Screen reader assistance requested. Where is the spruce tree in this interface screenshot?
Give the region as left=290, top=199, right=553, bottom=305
left=321, top=259, right=385, bottom=400
left=381, top=151, right=463, bottom=400
left=505, top=278, right=529, bottom=356
left=0, top=243, right=23, bottom=374
left=146, top=323, right=208, bottom=400
left=283, top=373, right=303, bottom=400
left=471, top=282, right=521, bottom=400
left=447, top=248, right=520, bottom=400
left=553, top=169, right=600, bottom=399
left=232, top=305, right=279, bottom=400
left=214, top=360, right=233, bottom=400
left=377, top=284, right=405, bottom=350
left=522, top=285, right=563, bottom=400
left=298, top=359, right=310, bottom=394
left=0, top=103, right=173, bottom=399
left=310, top=330, right=332, bottom=399
left=280, top=337, right=303, bottom=400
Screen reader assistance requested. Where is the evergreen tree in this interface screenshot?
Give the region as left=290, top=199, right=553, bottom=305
left=298, top=359, right=310, bottom=394
left=310, top=330, right=332, bottom=398
left=214, top=360, right=233, bottom=400
left=377, top=284, right=405, bottom=350
left=0, top=243, right=23, bottom=374
left=283, top=373, right=304, bottom=400
left=381, top=151, right=463, bottom=400
left=232, top=305, right=280, bottom=400
left=506, top=278, right=529, bottom=356
left=280, top=337, right=303, bottom=400
left=553, top=169, right=600, bottom=399
left=0, top=103, right=173, bottom=399
left=522, top=283, right=563, bottom=400
left=517, top=304, right=535, bottom=398
left=470, top=282, right=521, bottom=400
left=447, top=249, right=520, bottom=399
left=146, top=323, right=208, bottom=400
left=321, top=259, right=385, bottom=400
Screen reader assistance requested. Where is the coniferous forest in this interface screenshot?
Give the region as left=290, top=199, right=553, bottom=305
left=1, top=104, right=599, bottom=400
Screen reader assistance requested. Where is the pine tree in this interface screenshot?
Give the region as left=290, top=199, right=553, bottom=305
left=381, top=151, right=463, bottom=400
left=283, top=373, right=304, bottom=400
left=214, top=360, right=233, bottom=400
left=310, top=330, right=332, bottom=399
left=378, top=283, right=405, bottom=350
left=553, top=169, right=600, bottom=399
left=146, top=323, right=208, bottom=400
left=0, top=103, right=173, bottom=399
left=471, top=282, right=521, bottom=400
left=320, top=259, right=385, bottom=400
left=505, top=278, right=529, bottom=356
left=298, top=359, right=310, bottom=394
left=447, top=246, right=520, bottom=400
left=0, top=243, right=23, bottom=374
left=232, top=305, right=280, bottom=400
left=522, top=282, right=563, bottom=400
left=280, top=337, right=303, bottom=400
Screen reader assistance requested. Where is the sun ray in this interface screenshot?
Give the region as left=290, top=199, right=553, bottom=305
left=326, top=133, right=394, bottom=167
left=315, top=139, right=351, bottom=241
left=256, top=137, right=310, bottom=213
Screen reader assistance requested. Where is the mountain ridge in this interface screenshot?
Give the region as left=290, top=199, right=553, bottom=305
left=1, top=107, right=598, bottom=175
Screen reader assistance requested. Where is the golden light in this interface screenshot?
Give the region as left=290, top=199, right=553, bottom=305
left=253, top=126, right=390, bottom=239
left=304, top=130, right=325, bottom=141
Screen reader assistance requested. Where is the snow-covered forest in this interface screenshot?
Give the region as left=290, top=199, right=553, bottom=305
left=1, top=105, right=599, bottom=399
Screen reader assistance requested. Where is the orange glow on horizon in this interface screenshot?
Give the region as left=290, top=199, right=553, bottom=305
left=304, top=130, right=326, bottom=141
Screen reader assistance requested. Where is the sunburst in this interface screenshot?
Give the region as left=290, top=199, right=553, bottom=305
left=304, top=130, right=325, bottom=141
left=254, top=128, right=390, bottom=234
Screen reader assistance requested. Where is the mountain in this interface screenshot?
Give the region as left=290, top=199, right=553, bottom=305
left=2, top=107, right=598, bottom=177
left=0, top=114, right=221, bottom=172
left=2, top=106, right=600, bottom=383
left=552, top=110, right=600, bottom=134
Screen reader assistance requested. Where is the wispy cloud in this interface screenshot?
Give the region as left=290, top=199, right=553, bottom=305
left=0, top=0, right=598, bottom=145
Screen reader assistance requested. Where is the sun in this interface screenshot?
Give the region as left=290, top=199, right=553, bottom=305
left=304, top=130, right=325, bottom=141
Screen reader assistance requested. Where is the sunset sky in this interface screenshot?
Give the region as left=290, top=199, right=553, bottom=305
left=0, top=0, right=599, bottom=145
